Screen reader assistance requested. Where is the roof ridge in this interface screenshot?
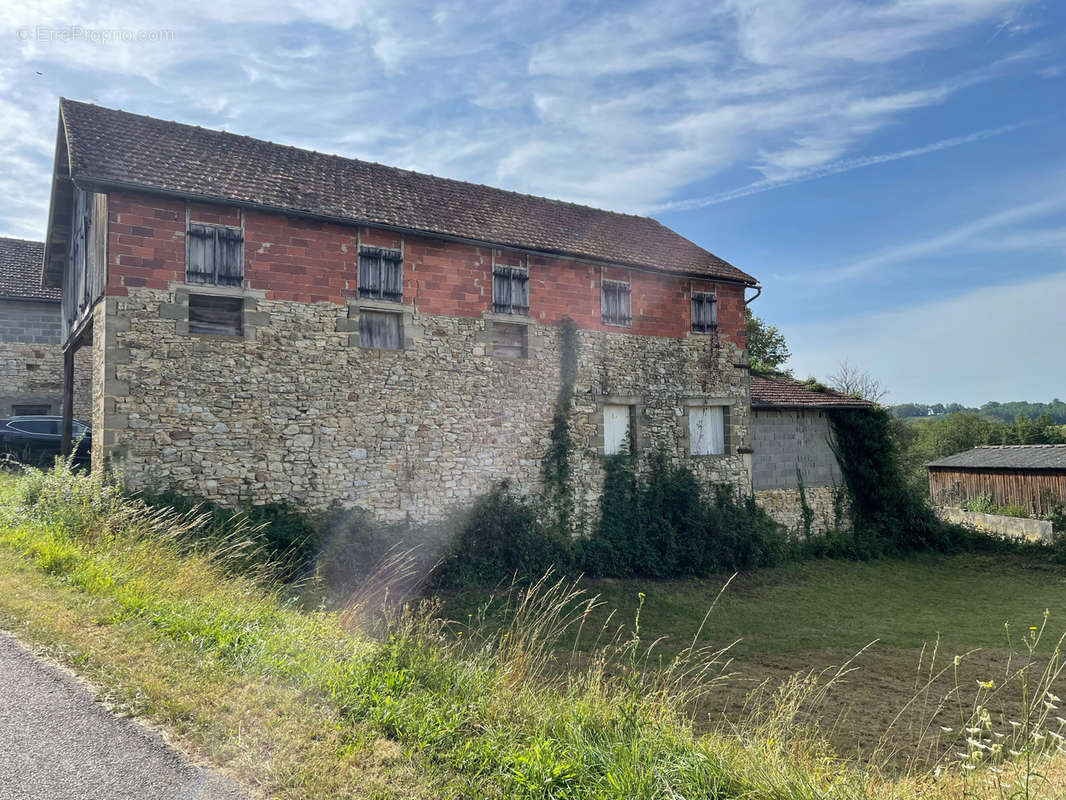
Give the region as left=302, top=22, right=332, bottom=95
left=59, top=98, right=671, bottom=227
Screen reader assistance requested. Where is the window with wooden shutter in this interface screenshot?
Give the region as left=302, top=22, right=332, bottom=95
left=492, top=322, right=527, bottom=359
left=601, top=279, right=631, bottom=326
left=691, top=292, right=717, bottom=333
left=360, top=310, right=403, bottom=350
left=187, top=223, right=244, bottom=286
left=188, top=294, right=244, bottom=336
left=492, top=267, right=529, bottom=315
left=358, top=246, right=403, bottom=303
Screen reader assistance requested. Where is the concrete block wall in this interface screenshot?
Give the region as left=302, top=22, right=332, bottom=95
left=751, top=408, right=841, bottom=491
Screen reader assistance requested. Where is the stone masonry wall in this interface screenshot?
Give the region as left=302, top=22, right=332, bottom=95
left=103, top=288, right=750, bottom=521
left=96, top=190, right=752, bottom=522
left=0, top=299, right=91, bottom=419
left=754, top=486, right=847, bottom=538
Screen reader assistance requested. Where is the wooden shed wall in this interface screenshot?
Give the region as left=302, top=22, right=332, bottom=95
left=928, top=468, right=1066, bottom=515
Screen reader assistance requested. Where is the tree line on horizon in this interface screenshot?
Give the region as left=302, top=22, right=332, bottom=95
left=889, top=399, right=1066, bottom=424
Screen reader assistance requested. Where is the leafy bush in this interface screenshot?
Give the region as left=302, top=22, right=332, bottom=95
left=135, top=487, right=320, bottom=581
left=828, top=407, right=964, bottom=555
left=431, top=482, right=572, bottom=589
left=576, top=453, right=787, bottom=579
left=963, top=493, right=998, bottom=514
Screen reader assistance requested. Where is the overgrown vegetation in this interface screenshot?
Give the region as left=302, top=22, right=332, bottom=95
left=826, top=407, right=968, bottom=557
left=135, top=486, right=320, bottom=581
left=3, top=463, right=1066, bottom=799
left=577, top=452, right=787, bottom=578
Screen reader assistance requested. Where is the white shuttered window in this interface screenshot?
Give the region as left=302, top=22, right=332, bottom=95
left=603, top=404, right=633, bottom=455
left=689, top=406, right=725, bottom=455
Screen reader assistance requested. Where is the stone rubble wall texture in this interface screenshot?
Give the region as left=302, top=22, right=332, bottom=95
left=754, top=486, right=847, bottom=538
left=0, top=299, right=92, bottom=419
left=96, top=191, right=752, bottom=522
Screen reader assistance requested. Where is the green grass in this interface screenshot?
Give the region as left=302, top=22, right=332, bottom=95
left=556, top=555, right=1065, bottom=658
left=2, top=464, right=1066, bottom=799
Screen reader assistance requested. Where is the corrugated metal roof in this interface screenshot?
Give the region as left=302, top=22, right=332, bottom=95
left=927, top=445, right=1066, bottom=470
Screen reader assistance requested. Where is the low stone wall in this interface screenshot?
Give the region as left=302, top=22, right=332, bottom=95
left=755, top=485, right=847, bottom=537
left=935, top=507, right=1053, bottom=542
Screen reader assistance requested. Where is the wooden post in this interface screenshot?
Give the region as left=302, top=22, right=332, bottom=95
left=61, top=345, right=75, bottom=456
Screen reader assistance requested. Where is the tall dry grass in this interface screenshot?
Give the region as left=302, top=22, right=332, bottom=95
left=1, top=458, right=1064, bottom=799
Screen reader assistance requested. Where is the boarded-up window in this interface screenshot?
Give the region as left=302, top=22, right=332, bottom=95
left=601, top=279, right=631, bottom=326
left=358, top=246, right=403, bottom=303
left=603, top=404, right=633, bottom=455
left=188, top=294, right=244, bottom=336
left=691, top=292, right=717, bottom=333
left=13, top=404, right=50, bottom=416
left=493, top=267, right=529, bottom=315
left=689, top=406, right=725, bottom=455
left=187, top=223, right=244, bottom=286
left=492, top=322, right=527, bottom=359
left=360, top=310, right=402, bottom=350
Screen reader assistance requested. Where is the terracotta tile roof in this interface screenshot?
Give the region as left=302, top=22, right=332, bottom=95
left=58, top=99, right=756, bottom=284
left=750, top=375, right=874, bottom=409
left=0, top=237, right=55, bottom=302
left=927, top=445, right=1066, bottom=471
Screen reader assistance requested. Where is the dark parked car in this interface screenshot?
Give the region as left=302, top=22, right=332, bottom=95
left=0, top=416, right=91, bottom=467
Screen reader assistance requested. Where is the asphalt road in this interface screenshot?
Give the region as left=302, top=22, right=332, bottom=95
left=0, top=631, right=246, bottom=800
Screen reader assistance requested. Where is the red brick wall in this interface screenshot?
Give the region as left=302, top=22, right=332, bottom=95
left=106, top=192, right=186, bottom=294
left=106, top=190, right=748, bottom=346
left=244, top=212, right=356, bottom=304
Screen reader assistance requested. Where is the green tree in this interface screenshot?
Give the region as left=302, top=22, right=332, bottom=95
left=745, top=308, right=791, bottom=375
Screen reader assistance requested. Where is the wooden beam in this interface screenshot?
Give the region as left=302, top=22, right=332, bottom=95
left=61, top=345, right=75, bottom=457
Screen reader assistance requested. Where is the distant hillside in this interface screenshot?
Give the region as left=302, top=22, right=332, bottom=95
left=889, top=399, right=1066, bottom=424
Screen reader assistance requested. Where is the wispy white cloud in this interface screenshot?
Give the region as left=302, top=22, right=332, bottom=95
left=0, top=0, right=1055, bottom=235
left=656, top=122, right=1028, bottom=211
left=823, top=193, right=1066, bottom=282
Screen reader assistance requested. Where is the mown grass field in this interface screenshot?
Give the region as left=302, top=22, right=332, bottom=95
left=1, top=467, right=1065, bottom=799
left=446, top=554, right=1066, bottom=764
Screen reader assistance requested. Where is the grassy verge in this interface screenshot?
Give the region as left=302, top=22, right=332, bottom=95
left=2, top=465, right=1065, bottom=799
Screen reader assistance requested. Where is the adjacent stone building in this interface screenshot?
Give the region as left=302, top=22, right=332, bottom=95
left=44, top=99, right=759, bottom=523
left=0, top=236, right=90, bottom=419
left=750, top=376, right=872, bottom=536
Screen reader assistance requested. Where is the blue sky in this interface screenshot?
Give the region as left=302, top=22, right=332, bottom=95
left=1, top=0, right=1063, bottom=405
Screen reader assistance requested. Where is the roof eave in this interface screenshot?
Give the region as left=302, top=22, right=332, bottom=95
left=42, top=102, right=75, bottom=290
left=0, top=294, right=60, bottom=304
left=752, top=403, right=872, bottom=410
left=74, top=173, right=759, bottom=286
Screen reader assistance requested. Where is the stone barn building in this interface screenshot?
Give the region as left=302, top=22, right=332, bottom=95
left=928, top=445, right=1066, bottom=516
left=0, top=236, right=90, bottom=419
left=750, top=375, right=872, bottom=535
left=44, top=99, right=761, bottom=523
